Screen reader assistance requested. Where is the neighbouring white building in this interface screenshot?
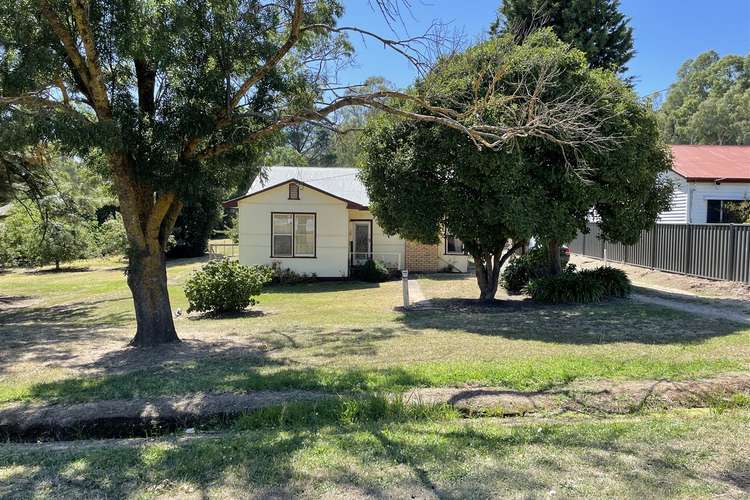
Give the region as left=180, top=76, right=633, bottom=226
left=225, top=166, right=468, bottom=278
left=658, top=145, right=750, bottom=224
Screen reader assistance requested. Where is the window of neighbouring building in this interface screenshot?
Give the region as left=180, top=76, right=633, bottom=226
left=707, top=200, right=750, bottom=223
left=272, top=213, right=316, bottom=257
left=445, top=234, right=465, bottom=255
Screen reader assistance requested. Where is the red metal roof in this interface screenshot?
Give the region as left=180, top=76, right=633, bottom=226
left=671, top=145, right=750, bottom=182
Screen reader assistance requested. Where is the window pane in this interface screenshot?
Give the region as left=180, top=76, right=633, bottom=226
left=273, top=214, right=293, bottom=234
left=446, top=235, right=464, bottom=254
left=706, top=200, right=722, bottom=223
left=273, top=235, right=292, bottom=256
left=295, top=214, right=315, bottom=256
left=723, top=201, right=750, bottom=224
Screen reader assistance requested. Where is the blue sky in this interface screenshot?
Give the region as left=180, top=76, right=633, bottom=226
left=337, top=0, right=750, bottom=97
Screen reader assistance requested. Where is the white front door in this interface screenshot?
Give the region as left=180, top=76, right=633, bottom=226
left=351, top=221, right=372, bottom=265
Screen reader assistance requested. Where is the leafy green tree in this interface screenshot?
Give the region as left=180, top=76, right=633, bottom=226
left=361, top=32, right=672, bottom=300
left=491, top=0, right=634, bottom=74
left=1, top=202, right=96, bottom=269
left=1, top=1, right=620, bottom=345
left=659, top=51, right=750, bottom=145
left=0, top=1, right=429, bottom=346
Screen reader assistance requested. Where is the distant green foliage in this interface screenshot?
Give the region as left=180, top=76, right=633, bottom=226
left=96, top=214, right=129, bottom=256
left=527, top=266, right=631, bottom=304
left=185, top=260, right=273, bottom=314
left=501, top=248, right=549, bottom=294
left=0, top=204, right=96, bottom=269
left=168, top=190, right=223, bottom=259
left=659, top=51, right=750, bottom=145
left=492, top=0, right=635, bottom=73
left=351, top=259, right=390, bottom=283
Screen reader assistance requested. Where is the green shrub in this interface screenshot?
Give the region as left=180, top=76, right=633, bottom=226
left=527, top=266, right=631, bottom=304
left=351, top=259, right=390, bottom=282
left=269, top=262, right=317, bottom=284
left=589, top=266, right=631, bottom=297
left=185, top=259, right=272, bottom=314
left=501, top=248, right=548, bottom=294
left=527, top=269, right=606, bottom=304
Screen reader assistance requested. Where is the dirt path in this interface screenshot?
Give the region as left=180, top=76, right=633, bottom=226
left=632, top=292, right=750, bottom=325
left=3, top=374, right=748, bottom=441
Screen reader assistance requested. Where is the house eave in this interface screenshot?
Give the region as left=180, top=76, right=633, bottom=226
left=223, top=178, right=368, bottom=210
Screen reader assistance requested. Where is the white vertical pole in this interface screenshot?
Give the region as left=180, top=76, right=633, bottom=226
left=402, top=270, right=409, bottom=308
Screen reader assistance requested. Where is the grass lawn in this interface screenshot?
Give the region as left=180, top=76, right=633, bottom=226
left=1, top=257, right=749, bottom=405
left=2, top=257, right=750, bottom=498
left=2, top=408, right=749, bottom=498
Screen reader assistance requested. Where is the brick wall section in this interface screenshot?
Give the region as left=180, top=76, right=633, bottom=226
left=405, top=240, right=440, bottom=272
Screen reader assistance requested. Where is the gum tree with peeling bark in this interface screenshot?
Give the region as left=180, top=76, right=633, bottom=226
left=0, top=2, right=623, bottom=345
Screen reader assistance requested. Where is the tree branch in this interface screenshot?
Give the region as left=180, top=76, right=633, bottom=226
left=228, top=0, right=303, bottom=111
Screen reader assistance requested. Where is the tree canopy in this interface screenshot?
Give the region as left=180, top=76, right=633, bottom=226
left=491, top=0, right=634, bottom=74
left=361, top=31, right=672, bottom=300
left=1, top=0, right=641, bottom=345
left=659, top=51, right=750, bottom=145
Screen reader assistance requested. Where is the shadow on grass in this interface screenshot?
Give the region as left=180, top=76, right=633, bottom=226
left=0, top=409, right=736, bottom=498
left=0, top=301, right=131, bottom=375
left=399, top=296, right=747, bottom=345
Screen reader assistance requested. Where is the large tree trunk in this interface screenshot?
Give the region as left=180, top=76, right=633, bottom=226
left=473, top=242, right=525, bottom=301
left=127, top=245, right=179, bottom=346
left=475, top=253, right=500, bottom=301
left=111, top=154, right=183, bottom=347
left=547, top=239, right=562, bottom=276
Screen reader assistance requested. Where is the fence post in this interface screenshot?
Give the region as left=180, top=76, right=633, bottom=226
left=684, top=224, right=693, bottom=276
left=651, top=227, right=658, bottom=270
left=728, top=224, right=737, bottom=281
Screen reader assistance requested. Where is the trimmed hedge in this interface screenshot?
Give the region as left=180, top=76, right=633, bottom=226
left=185, top=259, right=273, bottom=314
left=527, top=266, right=631, bottom=304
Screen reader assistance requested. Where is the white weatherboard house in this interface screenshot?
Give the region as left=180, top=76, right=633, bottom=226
left=659, top=145, right=750, bottom=224
left=226, top=166, right=468, bottom=278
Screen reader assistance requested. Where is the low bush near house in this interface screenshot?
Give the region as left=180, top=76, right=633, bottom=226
left=185, top=259, right=273, bottom=314
left=527, top=266, right=631, bottom=304
left=351, top=259, right=390, bottom=282
left=270, top=262, right=317, bottom=284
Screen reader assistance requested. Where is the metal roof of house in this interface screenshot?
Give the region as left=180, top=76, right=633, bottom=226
left=671, top=145, right=750, bottom=182
left=227, top=166, right=369, bottom=208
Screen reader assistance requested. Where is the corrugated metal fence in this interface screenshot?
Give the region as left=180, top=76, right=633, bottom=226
left=568, top=223, right=750, bottom=284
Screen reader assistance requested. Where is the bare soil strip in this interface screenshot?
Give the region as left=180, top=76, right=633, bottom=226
left=632, top=292, right=750, bottom=324
left=406, top=373, right=750, bottom=415
left=0, top=390, right=331, bottom=441
left=2, top=374, right=748, bottom=442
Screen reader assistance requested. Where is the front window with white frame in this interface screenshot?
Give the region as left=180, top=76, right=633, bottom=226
left=272, top=213, right=316, bottom=257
